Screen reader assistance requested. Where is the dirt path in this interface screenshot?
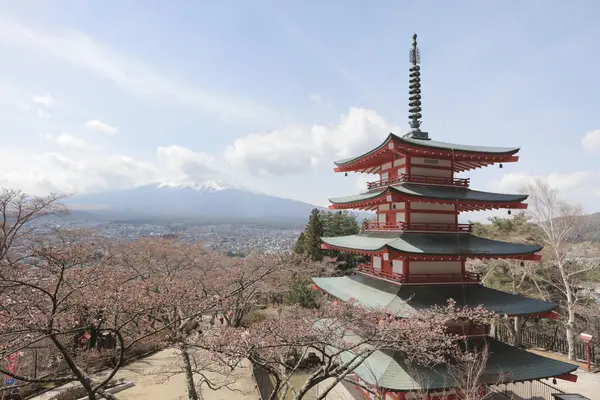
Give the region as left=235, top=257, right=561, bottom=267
left=32, top=348, right=259, bottom=400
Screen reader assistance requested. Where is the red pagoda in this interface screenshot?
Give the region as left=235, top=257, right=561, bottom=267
left=312, top=34, right=579, bottom=399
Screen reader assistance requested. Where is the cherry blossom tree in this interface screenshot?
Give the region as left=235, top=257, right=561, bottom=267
left=199, top=298, right=495, bottom=400
left=0, top=230, right=184, bottom=400
left=447, top=342, right=494, bottom=400
left=0, top=188, right=68, bottom=266
left=212, top=252, right=326, bottom=328
left=116, top=238, right=325, bottom=400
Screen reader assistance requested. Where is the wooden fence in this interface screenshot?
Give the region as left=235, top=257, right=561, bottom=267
left=496, top=326, right=599, bottom=365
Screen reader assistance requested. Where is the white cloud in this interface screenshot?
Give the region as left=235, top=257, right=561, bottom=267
left=37, top=109, right=51, bottom=118
left=45, top=132, right=90, bottom=149
left=32, top=94, right=56, bottom=106
left=0, top=13, right=289, bottom=127
left=156, top=145, right=219, bottom=182
left=225, top=107, right=400, bottom=176
left=581, top=129, right=600, bottom=152
left=0, top=142, right=221, bottom=195
left=84, top=119, right=118, bottom=135
left=0, top=149, right=156, bottom=195
left=354, top=175, right=371, bottom=192
left=492, top=170, right=600, bottom=212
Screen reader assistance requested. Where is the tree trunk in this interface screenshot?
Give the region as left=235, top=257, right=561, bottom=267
left=566, top=306, right=576, bottom=360
left=558, top=258, right=576, bottom=360
left=181, top=346, right=202, bottom=400
left=513, top=317, right=523, bottom=347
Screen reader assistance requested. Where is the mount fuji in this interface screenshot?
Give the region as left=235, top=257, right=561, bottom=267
left=65, top=180, right=350, bottom=225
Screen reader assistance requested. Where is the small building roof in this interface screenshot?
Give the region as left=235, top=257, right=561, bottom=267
left=333, top=133, right=520, bottom=167
left=328, top=184, right=528, bottom=205
left=311, top=275, right=557, bottom=317
left=339, top=338, right=577, bottom=391
left=320, top=232, right=542, bottom=256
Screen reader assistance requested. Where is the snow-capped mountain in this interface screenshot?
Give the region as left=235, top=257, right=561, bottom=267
left=155, top=180, right=256, bottom=193
left=65, top=180, right=326, bottom=224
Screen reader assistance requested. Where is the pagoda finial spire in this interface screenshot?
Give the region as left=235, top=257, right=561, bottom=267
left=407, top=33, right=429, bottom=140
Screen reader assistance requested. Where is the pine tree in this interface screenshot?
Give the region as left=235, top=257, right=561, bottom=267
left=304, top=208, right=325, bottom=261
left=293, top=232, right=306, bottom=254
left=284, top=277, right=320, bottom=309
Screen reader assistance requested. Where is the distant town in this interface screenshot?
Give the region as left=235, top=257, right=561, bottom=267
left=34, top=219, right=302, bottom=254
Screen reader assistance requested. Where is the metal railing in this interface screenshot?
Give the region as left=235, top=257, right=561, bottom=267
left=364, top=220, right=472, bottom=233
left=489, top=379, right=565, bottom=400
left=367, top=173, right=470, bottom=190
left=496, top=325, right=598, bottom=365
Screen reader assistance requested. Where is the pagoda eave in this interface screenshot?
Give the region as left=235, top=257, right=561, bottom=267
left=337, top=338, right=579, bottom=392
left=321, top=233, right=543, bottom=260
left=333, top=134, right=521, bottom=174
left=329, top=183, right=529, bottom=212
left=321, top=242, right=541, bottom=261
left=329, top=198, right=528, bottom=212
left=320, top=243, right=385, bottom=256
left=312, top=275, right=560, bottom=318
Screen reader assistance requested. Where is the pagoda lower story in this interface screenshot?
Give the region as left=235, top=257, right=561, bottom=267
left=309, top=34, right=581, bottom=400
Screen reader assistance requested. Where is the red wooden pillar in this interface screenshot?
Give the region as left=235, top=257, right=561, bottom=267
left=586, top=341, right=591, bottom=371
left=454, top=203, right=459, bottom=226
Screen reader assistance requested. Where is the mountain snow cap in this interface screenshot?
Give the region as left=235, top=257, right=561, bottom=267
left=155, top=179, right=257, bottom=193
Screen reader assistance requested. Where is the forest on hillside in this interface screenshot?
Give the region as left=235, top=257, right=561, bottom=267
left=579, top=212, right=600, bottom=242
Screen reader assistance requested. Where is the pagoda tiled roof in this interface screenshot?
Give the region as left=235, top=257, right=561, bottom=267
left=334, top=133, right=520, bottom=167
left=328, top=183, right=528, bottom=205
left=311, top=275, right=556, bottom=317
left=320, top=232, right=542, bottom=256
left=336, top=337, right=577, bottom=391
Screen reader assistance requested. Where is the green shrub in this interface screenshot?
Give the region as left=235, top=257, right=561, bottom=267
left=241, top=310, right=267, bottom=327
left=285, top=277, right=320, bottom=309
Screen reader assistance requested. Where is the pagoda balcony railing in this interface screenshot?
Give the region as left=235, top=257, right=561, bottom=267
left=357, top=264, right=481, bottom=284
left=364, top=221, right=473, bottom=233
left=366, top=174, right=470, bottom=190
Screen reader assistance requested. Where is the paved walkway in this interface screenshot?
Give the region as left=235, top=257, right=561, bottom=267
left=32, top=348, right=259, bottom=400
left=529, top=349, right=600, bottom=400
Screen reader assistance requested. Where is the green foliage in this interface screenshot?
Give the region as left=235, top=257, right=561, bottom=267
left=226, top=250, right=247, bottom=258
left=321, top=210, right=360, bottom=237
left=294, top=209, right=361, bottom=262
left=303, top=209, right=325, bottom=261
left=293, top=232, right=306, bottom=254
left=470, top=213, right=543, bottom=294
left=241, top=310, right=268, bottom=327
left=471, top=212, right=541, bottom=243
left=584, top=265, right=600, bottom=282
left=284, top=277, right=320, bottom=309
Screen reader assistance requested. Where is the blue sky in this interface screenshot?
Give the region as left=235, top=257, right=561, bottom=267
left=1, top=0, right=599, bottom=221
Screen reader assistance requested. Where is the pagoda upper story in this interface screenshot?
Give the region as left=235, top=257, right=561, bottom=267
left=320, top=33, right=541, bottom=286
left=327, top=34, right=526, bottom=236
